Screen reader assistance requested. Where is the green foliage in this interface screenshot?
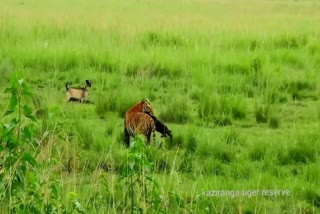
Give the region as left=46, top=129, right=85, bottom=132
left=0, top=76, right=67, bottom=213
left=74, top=121, right=94, bottom=149
left=166, top=134, right=184, bottom=149
left=280, top=80, right=316, bottom=101
left=278, top=135, right=318, bottom=165
left=159, top=97, right=192, bottom=124
left=185, top=134, right=198, bottom=155
left=119, top=135, right=164, bottom=213
left=95, top=89, right=145, bottom=118
left=274, top=34, right=308, bottom=49
left=254, top=103, right=270, bottom=124
left=305, top=164, right=320, bottom=184
left=126, top=62, right=183, bottom=78
left=1, top=1, right=320, bottom=213
left=141, top=32, right=185, bottom=48
left=222, top=128, right=243, bottom=145
left=248, top=142, right=267, bottom=161
left=268, top=114, right=280, bottom=129
left=303, top=188, right=320, bottom=208
left=198, top=94, right=247, bottom=126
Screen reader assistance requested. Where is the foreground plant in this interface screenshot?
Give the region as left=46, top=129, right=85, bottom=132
left=0, top=77, right=65, bottom=213
left=119, top=135, right=163, bottom=214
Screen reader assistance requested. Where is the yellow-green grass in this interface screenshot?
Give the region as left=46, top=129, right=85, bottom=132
left=1, top=0, right=320, bottom=213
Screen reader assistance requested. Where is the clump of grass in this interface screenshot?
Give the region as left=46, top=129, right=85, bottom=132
left=223, top=63, right=250, bottom=75
left=268, top=114, right=280, bottom=129
left=230, top=162, right=252, bottom=180
left=74, top=121, right=94, bottom=149
left=125, top=62, right=182, bottom=78
left=185, top=133, right=198, bottom=155
left=251, top=57, right=262, bottom=73
left=303, top=188, right=320, bottom=208
left=141, top=31, right=185, bottom=47
left=100, top=151, right=127, bottom=173
left=87, top=53, right=119, bottom=73
left=274, top=34, right=308, bottom=49
left=105, top=122, right=114, bottom=136
left=222, top=128, right=242, bottom=145
left=212, top=114, right=233, bottom=126
left=254, top=103, right=270, bottom=124
left=249, top=40, right=259, bottom=51
left=199, top=94, right=247, bottom=126
left=305, top=164, right=320, bottom=184
left=159, top=96, right=192, bottom=124
left=231, top=97, right=247, bottom=120
left=95, top=89, right=144, bottom=118
left=32, top=93, right=48, bottom=118
left=154, top=158, right=171, bottom=173
left=0, top=58, right=13, bottom=84
left=179, top=151, right=194, bottom=173
left=287, top=145, right=316, bottom=164
left=78, top=150, right=102, bottom=172
left=248, top=141, right=267, bottom=161
left=116, top=130, right=125, bottom=145
left=278, top=137, right=317, bottom=165
left=166, top=134, right=184, bottom=149
left=95, top=96, right=110, bottom=119
left=263, top=85, right=287, bottom=104
left=280, top=79, right=316, bottom=101
left=202, top=159, right=225, bottom=176
left=212, top=144, right=235, bottom=164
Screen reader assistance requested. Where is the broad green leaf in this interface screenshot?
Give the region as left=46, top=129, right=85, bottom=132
left=2, top=110, right=14, bottom=118
left=22, top=127, right=32, bottom=141
left=2, top=95, right=17, bottom=118
left=22, top=83, right=32, bottom=96
left=23, top=105, right=32, bottom=116
left=23, top=105, right=38, bottom=123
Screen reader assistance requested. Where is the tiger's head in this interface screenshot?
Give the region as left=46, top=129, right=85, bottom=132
left=140, top=98, right=154, bottom=115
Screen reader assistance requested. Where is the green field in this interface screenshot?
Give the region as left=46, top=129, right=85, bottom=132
left=1, top=0, right=320, bottom=213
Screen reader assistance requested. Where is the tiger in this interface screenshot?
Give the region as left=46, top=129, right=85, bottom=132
left=123, top=99, right=155, bottom=147
left=124, top=112, right=156, bottom=147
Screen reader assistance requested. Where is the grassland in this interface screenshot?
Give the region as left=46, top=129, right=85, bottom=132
left=1, top=0, right=320, bottom=213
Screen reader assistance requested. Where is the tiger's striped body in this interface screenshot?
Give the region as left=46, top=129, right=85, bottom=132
left=124, top=99, right=155, bottom=147
left=125, top=112, right=156, bottom=146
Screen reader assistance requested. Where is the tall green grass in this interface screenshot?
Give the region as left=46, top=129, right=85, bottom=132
left=0, top=0, right=320, bottom=213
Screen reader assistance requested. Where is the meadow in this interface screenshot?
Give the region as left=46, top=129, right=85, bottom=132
left=0, top=0, right=320, bottom=213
